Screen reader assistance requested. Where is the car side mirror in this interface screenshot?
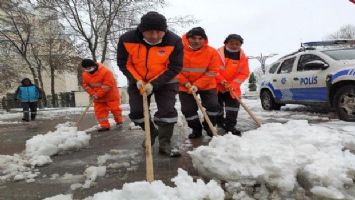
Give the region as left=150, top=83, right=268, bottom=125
left=304, top=60, right=329, bottom=70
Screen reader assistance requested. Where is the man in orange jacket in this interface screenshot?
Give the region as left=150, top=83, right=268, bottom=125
left=216, top=34, right=250, bottom=136
left=117, top=12, right=183, bottom=157
left=177, top=27, right=220, bottom=139
left=81, top=59, right=123, bottom=132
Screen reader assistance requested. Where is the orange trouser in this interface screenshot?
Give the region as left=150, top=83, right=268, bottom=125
left=94, top=100, right=123, bottom=128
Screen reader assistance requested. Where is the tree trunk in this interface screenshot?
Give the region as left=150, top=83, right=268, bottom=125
left=50, top=64, right=55, bottom=107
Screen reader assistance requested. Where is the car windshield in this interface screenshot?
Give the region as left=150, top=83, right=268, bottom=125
left=322, top=48, right=355, bottom=60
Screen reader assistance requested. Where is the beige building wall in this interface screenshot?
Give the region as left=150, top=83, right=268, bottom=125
left=40, top=71, right=79, bottom=94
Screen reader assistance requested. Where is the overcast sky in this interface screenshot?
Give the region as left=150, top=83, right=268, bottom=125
left=161, top=0, right=355, bottom=70
left=114, top=0, right=355, bottom=86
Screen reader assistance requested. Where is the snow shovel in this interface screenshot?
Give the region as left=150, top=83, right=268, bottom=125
left=76, top=98, right=93, bottom=128
left=191, top=91, right=218, bottom=136
left=230, top=90, right=262, bottom=127
left=140, top=86, right=154, bottom=182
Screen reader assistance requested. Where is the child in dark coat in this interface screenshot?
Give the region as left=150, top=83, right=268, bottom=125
left=15, top=78, right=42, bottom=121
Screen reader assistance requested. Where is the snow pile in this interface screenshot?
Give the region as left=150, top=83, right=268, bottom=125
left=82, top=166, right=107, bottom=188
left=189, top=120, right=355, bottom=198
left=0, top=122, right=91, bottom=182
left=0, top=154, right=39, bottom=182
left=25, top=122, right=91, bottom=166
left=82, top=168, right=224, bottom=200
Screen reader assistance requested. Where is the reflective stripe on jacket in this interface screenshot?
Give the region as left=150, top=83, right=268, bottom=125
left=177, top=34, right=221, bottom=92
left=216, top=47, right=250, bottom=97
left=82, top=63, right=120, bottom=102
left=117, top=29, right=183, bottom=90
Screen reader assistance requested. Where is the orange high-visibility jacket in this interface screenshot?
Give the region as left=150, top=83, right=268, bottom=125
left=82, top=63, right=120, bottom=102
left=176, top=34, right=221, bottom=92
left=117, top=29, right=183, bottom=89
left=216, top=47, right=250, bottom=97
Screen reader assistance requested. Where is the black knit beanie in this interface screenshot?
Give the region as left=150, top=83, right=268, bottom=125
left=138, top=11, right=167, bottom=32
left=186, top=27, right=207, bottom=39
left=81, top=59, right=97, bottom=68
left=224, top=34, right=244, bottom=44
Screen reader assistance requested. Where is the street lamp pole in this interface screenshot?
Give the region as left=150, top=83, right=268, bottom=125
left=248, top=53, right=277, bottom=74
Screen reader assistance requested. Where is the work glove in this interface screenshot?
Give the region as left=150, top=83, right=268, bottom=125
left=185, top=82, right=198, bottom=93
left=222, top=81, right=233, bottom=91
left=144, top=83, right=153, bottom=95
left=90, top=95, right=98, bottom=100
left=136, top=80, right=144, bottom=90
left=190, top=85, right=198, bottom=93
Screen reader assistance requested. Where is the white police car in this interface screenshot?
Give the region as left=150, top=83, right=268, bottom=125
left=260, top=40, right=355, bottom=121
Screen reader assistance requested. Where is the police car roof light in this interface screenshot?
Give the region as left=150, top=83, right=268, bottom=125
left=302, top=39, right=355, bottom=47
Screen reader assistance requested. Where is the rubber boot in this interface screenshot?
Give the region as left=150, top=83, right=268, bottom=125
left=188, top=128, right=202, bottom=139
left=227, top=127, right=241, bottom=136
left=158, top=124, right=180, bottom=157
left=187, top=118, right=203, bottom=139
left=22, top=111, right=30, bottom=122
left=97, top=127, right=110, bottom=132
left=202, top=121, right=214, bottom=137
left=142, top=121, right=159, bottom=147
left=31, top=113, right=36, bottom=121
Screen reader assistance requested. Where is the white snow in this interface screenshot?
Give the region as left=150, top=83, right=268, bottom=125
left=0, top=122, right=91, bottom=183
left=82, top=166, right=107, bottom=188
left=43, top=194, right=73, bottom=200
left=25, top=122, right=91, bottom=166
left=1, top=98, right=355, bottom=200
left=44, top=169, right=224, bottom=200
left=189, top=120, right=355, bottom=198
left=83, top=168, right=224, bottom=200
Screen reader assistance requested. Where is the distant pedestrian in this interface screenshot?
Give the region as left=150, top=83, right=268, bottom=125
left=15, top=78, right=42, bottom=121
left=216, top=34, right=250, bottom=136
left=81, top=59, right=123, bottom=132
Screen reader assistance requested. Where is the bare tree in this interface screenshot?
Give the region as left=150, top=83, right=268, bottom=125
left=0, top=63, right=18, bottom=94
left=326, top=24, right=355, bottom=39
left=37, top=0, right=164, bottom=63
left=0, top=0, right=41, bottom=86
left=30, top=12, right=80, bottom=106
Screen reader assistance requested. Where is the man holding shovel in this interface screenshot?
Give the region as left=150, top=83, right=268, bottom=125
left=81, top=59, right=123, bottom=132
left=177, top=27, right=220, bottom=139
left=117, top=11, right=183, bottom=157
left=216, top=34, right=250, bottom=136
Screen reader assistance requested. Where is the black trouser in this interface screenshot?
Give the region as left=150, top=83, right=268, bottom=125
left=217, top=92, right=240, bottom=130
left=21, top=101, right=38, bottom=121
left=179, top=89, right=219, bottom=133
left=128, top=82, right=179, bottom=128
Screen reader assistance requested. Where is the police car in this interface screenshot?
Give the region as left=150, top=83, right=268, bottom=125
left=259, top=40, right=355, bottom=121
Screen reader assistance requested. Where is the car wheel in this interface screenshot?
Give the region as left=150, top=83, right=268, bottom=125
left=260, top=90, right=281, bottom=110
left=333, top=85, right=355, bottom=122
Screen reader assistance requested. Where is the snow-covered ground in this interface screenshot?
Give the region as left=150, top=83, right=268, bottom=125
left=1, top=99, right=354, bottom=200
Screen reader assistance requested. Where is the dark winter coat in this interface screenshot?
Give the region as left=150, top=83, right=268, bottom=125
left=117, top=29, right=183, bottom=90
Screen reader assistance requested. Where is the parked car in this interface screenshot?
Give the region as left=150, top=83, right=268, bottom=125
left=259, top=40, right=355, bottom=121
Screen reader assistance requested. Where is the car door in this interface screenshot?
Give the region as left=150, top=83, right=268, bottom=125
left=291, top=53, right=329, bottom=103
left=272, top=56, right=297, bottom=102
